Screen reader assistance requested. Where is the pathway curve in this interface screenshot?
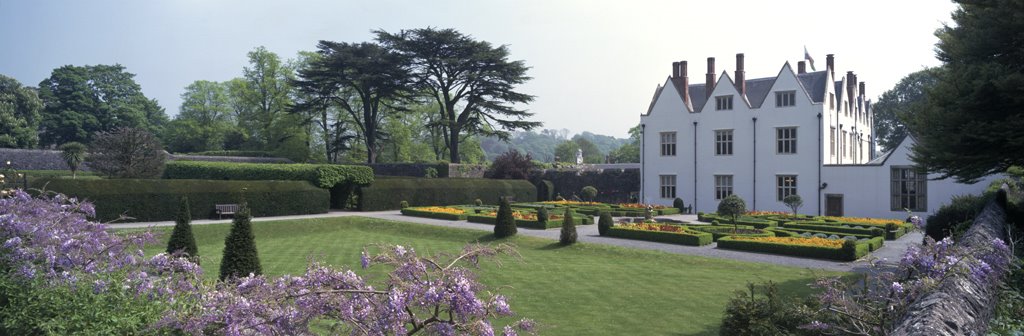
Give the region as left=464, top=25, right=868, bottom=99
left=110, top=210, right=921, bottom=273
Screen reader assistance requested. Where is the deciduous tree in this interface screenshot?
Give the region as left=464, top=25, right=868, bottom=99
left=0, top=75, right=42, bottom=148
left=873, top=68, right=940, bottom=153
left=87, top=127, right=166, bottom=179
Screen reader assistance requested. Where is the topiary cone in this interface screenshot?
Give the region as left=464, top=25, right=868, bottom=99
left=166, top=196, right=199, bottom=262
left=219, top=203, right=262, bottom=281
left=560, top=207, right=577, bottom=245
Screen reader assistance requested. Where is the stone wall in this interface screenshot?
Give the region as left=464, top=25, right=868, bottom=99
left=0, top=148, right=90, bottom=171
left=891, top=189, right=1012, bottom=335
left=529, top=167, right=640, bottom=203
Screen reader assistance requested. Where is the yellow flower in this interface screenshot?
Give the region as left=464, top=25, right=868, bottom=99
left=732, top=236, right=844, bottom=248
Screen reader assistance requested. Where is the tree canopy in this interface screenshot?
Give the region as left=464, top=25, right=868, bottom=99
left=873, top=68, right=939, bottom=153
left=906, top=1, right=1024, bottom=182
left=36, top=64, right=166, bottom=146
left=376, top=27, right=541, bottom=163
left=0, top=75, right=42, bottom=148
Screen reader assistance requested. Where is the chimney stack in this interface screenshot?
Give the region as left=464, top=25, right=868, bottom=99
left=706, top=57, right=716, bottom=99
left=797, top=61, right=806, bottom=74
left=846, top=71, right=855, bottom=110
left=734, top=53, right=746, bottom=96
left=672, top=61, right=680, bottom=78
left=859, top=82, right=865, bottom=98
left=681, top=61, right=690, bottom=104
left=826, top=54, right=835, bottom=79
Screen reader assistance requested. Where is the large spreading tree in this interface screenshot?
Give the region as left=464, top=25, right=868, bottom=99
left=376, top=27, right=541, bottom=163
left=293, top=41, right=413, bottom=163
left=872, top=68, right=940, bottom=153
left=0, top=75, right=42, bottom=148
left=906, top=1, right=1024, bottom=182
left=163, top=80, right=237, bottom=153
left=36, top=64, right=166, bottom=146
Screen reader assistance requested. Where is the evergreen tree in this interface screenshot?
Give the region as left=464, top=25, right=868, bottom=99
left=598, top=211, right=613, bottom=236
left=560, top=207, right=577, bottom=245
left=166, top=196, right=198, bottom=261
left=537, top=206, right=549, bottom=227
left=219, top=203, right=262, bottom=280
left=493, top=197, right=517, bottom=238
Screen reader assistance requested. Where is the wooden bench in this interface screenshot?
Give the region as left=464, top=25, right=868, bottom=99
left=215, top=204, right=240, bottom=219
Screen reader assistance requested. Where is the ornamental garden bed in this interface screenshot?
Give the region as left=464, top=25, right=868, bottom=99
left=399, top=206, right=468, bottom=220
left=689, top=225, right=776, bottom=242
left=699, top=212, right=915, bottom=240
left=717, top=236, right=884, bottom=261
left=606, top=223, right=713, bottom=246
left=779, top=222, right=885, bottom=238
left=465, top=209, right=589, bottom=229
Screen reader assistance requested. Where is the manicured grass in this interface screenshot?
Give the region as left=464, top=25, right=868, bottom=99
left=136, top=216, right=840, bottom=335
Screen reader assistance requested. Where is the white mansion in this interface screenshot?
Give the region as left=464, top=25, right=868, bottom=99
left=639, top=53, right=995, bottom=219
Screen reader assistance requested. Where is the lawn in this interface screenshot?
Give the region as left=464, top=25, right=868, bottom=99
left=137, top=216, right=840, bottom=335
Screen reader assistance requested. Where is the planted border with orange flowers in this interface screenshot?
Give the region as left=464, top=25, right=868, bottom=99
left=400, top=206, right=468, bottom=221
left=465, top=210, right=577, bottom=229
left=606, top=223, right=712, bottom=246
left=717, top=236, right=882, bottom=261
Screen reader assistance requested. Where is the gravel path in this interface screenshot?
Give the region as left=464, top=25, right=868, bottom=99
left=111, top=210, right=921, bottom=273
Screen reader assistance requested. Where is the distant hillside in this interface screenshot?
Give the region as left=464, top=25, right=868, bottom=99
left=480, top=129, right=628, bottom=162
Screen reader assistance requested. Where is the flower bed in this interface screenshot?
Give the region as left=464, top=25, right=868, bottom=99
left=466, top=215, right=562, bottom=229
left=605, top=223, right=713, bottom=246
left=696, top=213, right=777, bottom=229
left=780, top=222, right=885, bottom=237
left=717, top=236, right=882, bottom=261
left=400, top=206, right=468, bottom=220
left=690, top=226, right=775, bottom=242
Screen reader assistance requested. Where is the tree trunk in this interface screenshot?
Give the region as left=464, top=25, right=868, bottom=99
left=448, top=126, right=461, bottom=163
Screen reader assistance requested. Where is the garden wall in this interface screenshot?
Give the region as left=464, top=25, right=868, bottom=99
left=358, top=177, right=536, bottom=211
left=529, top=167, right=639, bottom=203
left=0, top=148, right=89, bottom=171
left=891, top=189, right=1012, bottom=335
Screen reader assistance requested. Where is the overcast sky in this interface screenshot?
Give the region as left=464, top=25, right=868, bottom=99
left=0, top=0, right=957, bottom=138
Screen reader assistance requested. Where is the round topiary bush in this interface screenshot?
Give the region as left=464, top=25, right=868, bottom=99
left=400, top=200, right=409, bottom=209
left=673, top=197, right=685, bottom=213
left=581, top=186, right=598, bottom=202
left=598, top=211, right=613, bottom=236
left=474, top=198, right=483, bottom=206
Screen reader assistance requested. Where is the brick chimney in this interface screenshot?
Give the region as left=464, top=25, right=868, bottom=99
left=734, top=53, right=746, bottom=96
left=846, top=71, right=855, bottom=110
left=672, top=61, right=680, bottom=78
left=859, top=82, right=865, bottom=98
left=826, top=54, right=835, bottom=79
left=680, top=61, right=690, bottom=105
left=706, top=57, right=716, bottom=99
left=797, top=61, right=806, bottom=74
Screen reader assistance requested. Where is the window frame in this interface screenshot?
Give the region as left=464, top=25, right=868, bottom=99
left=775, top=127, right=798, bottom=154
left=891, top=166, right=927, bottom=212
left=715, top=95, right=734, bottom=111
left=659, top=174, right=677, bottom=199
left=830, top=127, right=836, bottom=157
left=714, top=129, right=734, bottom=156
left=660, top=131, right=676, bottom=156
left=714, top=175, right=733, bottom=200
left=776, top=175, right=797, bottom=202
left=775, top=90, right=796, bottom=107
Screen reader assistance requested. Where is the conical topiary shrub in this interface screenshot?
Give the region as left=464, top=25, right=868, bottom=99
left=219, top=203, right=262, bottom=281
left=560, top=207, right=577, bottom=245
left=537, top=206, right=549, bottom=227
left=598, top=211, right=613, bottom=236
left=166, top=196, right=199, bottom=261
left=494, top=197, right=517, bottom=238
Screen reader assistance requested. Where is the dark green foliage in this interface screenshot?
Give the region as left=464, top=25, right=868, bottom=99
left=782, top=195, right=803, bottom=215
left=780, top=222, right=886, bottom=237
left=493, top=198, right=517, bottom=238
left=400, top=200, right=409, bottom=209
left=606, top=225, right=713, bottom=246
left=537, top=206, right=549, bottom=226
left=29, top=178, right=328, bottom=222
left=873, top=68, right=940, bottom=152
left=357, top=177, right=536, bottom=211
left=58, top=142, right=87, bottom=178
left=560, top=207, right=578, bottom=245
left=163, top=161, right=374, bottom=188
left=87, top=127, right=166, bottom=179
left=720, top=281, right=819, bottom=336
left=718, top=194, right=747, bottom=232
left=673, top=198, right=685, bottom=212
left=485, top=150, right=534, bottom=179
left=530, top=169, right=638, bottom=203
left=841, top=239, right=859, bottom=261
left=219, top=203, right=262, bottom=281
left=537, top=180, right=554, bottom=201
left=905, top=1, right=1024, bottom=182
left=474, top=199, right=483, bottom=206
left=598, top=211, right=613, bottom=236
left=0, top=74, right=42, bottom=148
left=188, top=150, right=275, bottom=157
left=166, top=196, right=198, bottom=260
left=424, top=167, right=438, bottom=178
left=926, top=194, right=989, bottom=241
left=581, top=186, right=597, bottom=202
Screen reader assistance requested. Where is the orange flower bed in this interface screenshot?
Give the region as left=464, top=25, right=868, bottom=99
left=618, top=203, right=667, bottom=209
left=731, top=236, right=844, bottom=248
left=822, top=216, right=902, bottom=226
left=539, top=200, right=600, bottom=206
left=481, top=211, right=563, bottom=221
left=415, top=207, right=465, bottom=215
left=745, top=210, right=789, bottom=216
left=619, top=223, right=689, bottom=233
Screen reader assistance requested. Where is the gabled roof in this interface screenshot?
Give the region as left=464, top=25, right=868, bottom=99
left=743, top=77, right=777, bottom=108
left=645, top=82, right=666, bottom=115
left=648, top=63, right=830, bottom=114
left=834, top=81, right=845, bottom=103
left=797, top=71, right=829, bottom=103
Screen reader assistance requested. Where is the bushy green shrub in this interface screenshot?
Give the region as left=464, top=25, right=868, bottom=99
left=494, top=198, right=517, bottom=238
left=598, top=212, right=613, bottom=236
left=163, top=161, right=374, bottom=188
left=673, top=197, right=685, bottom=213
left=424, top=167, right=438, bottom=178
left=560, top=207, right=577, bottom=245
left=219, top=204, right=262, bottom=281
left=475, top=198, right=483, bottom=206
left=400, top=200, right=409, bottom=209
left=783, top=194, right=803, bottom=215
left=166, top=196, right=198, bottom=260
left=30, top=178, right=328, bottom=222
left=537, top=207, right=549, bottom=226
left=718, top=195, right=747, bottom=232
left=358, top=178, right=536, bottom=211
left=581, top=186, right=597, bottom=202
left=926, top=194, right=989, bottom=240
left=720, top=281, right=820, bottom=336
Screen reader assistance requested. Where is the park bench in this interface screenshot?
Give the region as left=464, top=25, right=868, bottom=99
left=215, top=204, right=240, bottom=219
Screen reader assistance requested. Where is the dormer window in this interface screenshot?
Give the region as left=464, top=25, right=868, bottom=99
left=775, top=91, right=796, bottom=107
left=715, top=95, right=733, bottom=110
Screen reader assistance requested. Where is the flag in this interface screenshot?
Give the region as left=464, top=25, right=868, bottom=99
left=804, top=46, right=816, bottom=71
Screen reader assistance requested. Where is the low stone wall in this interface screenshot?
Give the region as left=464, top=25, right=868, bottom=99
left=891, top=189, right=1011, bottom=335
left=0, top=148, right=90, bottom=171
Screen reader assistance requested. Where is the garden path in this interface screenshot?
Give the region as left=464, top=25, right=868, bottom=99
left=112, top=210, right=922, bottom=273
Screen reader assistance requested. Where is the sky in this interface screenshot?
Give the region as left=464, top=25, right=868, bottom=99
left=0, top=0, right=957, bottom=138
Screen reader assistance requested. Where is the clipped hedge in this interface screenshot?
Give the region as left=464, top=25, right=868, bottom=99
left=358, top=178, right=536, bottom=211
left=30, top=178, right=328, bottom=222
left=716, top=237, right=880, bottom=261
left=163, top=161, right=374, bottom=188
left=780, top=222, right=885, bottom=237
left=536, top=180, right=555, bottom=201
left=690, top=225, right=775, bottom=242
left=467, top=215, right=561, bottom=229
left=188, top=150, right=275, bottom=157
left=606, top=226, right=713, bottom=246
left=400, top=208, right=468, bottom=221
left=698, top=213, right=777, bottom=229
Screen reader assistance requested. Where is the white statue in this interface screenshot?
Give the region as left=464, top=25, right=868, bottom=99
left=576, top=148, right=583, bottom=164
